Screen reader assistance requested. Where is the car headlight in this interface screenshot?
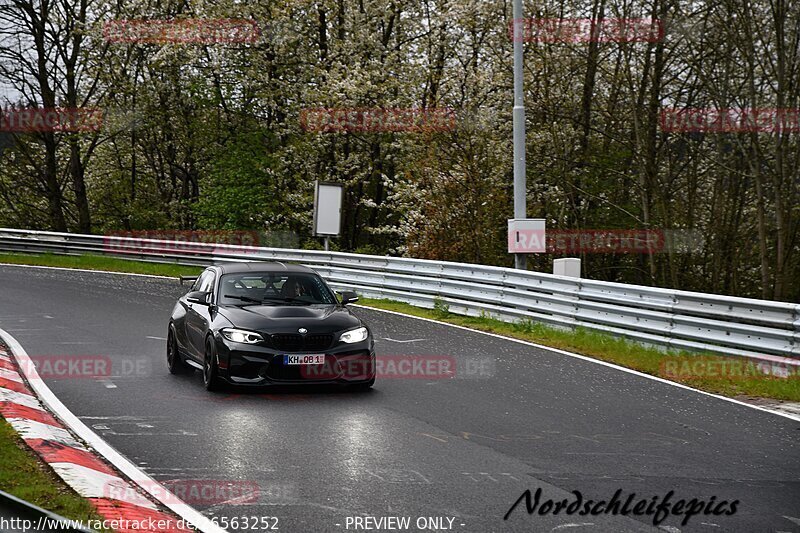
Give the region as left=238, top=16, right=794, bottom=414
left=221, top=328, right=264, bottom=344
left=339, top=326, right=369, bottom=344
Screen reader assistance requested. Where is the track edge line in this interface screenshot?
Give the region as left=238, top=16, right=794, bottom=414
left=0, top=327, right=227, bottom=533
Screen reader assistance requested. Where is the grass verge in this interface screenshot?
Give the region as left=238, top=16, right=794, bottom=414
left=0, top=252, right=200, bottom=278
left=0, top=417, right=112, bottom=530
left=1, top=252, right=798, bottom=402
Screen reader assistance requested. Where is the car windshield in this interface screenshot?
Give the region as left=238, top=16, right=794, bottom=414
left=218, top=272, right=337, bottom=306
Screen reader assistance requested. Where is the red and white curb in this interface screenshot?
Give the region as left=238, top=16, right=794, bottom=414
left=0, top=329, right=226, bottom=533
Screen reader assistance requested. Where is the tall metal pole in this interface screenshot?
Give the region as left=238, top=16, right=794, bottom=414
left=512, top=0, right=527, bottom=270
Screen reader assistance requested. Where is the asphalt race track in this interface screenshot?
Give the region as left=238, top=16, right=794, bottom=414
left=0, top=264, right=798, bottom=533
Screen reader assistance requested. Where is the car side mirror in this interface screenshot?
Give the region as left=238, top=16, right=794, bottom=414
left=187, top=290, right=210, bottom=305
left=339, top=290, right=359, bottom=305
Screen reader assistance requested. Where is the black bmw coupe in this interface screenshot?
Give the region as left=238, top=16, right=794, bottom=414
left=167, top=262, right=375, bottom=391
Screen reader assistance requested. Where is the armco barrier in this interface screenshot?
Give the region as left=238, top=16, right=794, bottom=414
left=0, top=228, right=798, bottom=364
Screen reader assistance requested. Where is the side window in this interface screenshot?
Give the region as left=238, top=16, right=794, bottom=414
left=310, top=275, right=335, bottom=303
left=198, top=271, right=215, bottom=294
left=192, top=271, right=213, bottom=293
left=190, top=274, right=204, bottom=291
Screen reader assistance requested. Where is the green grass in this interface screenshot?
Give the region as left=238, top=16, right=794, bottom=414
left=0, top=418, right=112, bottom=530
left=0, top=252, right=202, bottom=278
left=1, top=251, right=798, bottom=402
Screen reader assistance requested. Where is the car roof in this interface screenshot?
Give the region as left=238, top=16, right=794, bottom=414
left=212, top=262, right=316, bottom=275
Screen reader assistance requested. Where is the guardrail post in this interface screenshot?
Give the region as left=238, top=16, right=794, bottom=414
left=667, top=293, right=678, bottom=351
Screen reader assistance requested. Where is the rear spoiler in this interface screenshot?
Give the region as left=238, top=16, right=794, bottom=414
left=180, top=275, right=198, bottom=285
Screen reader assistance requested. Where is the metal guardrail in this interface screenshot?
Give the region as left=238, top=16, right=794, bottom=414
left=0, top=228, right=798, bottom=364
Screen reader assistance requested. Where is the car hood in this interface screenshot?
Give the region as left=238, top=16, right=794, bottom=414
left=218, top=304, right=362, bottom=333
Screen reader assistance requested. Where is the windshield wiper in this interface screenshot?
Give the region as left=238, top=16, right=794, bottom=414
left=223, top=294, right=262, bottom=303
left=261, top=296, right=312, bottom=305
left=225, top=295, right=315, bottom=306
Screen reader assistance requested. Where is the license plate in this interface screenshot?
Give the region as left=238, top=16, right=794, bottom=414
left=283, top=354, right=325, bottom=365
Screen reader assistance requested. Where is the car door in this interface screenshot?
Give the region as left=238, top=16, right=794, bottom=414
left=185, top=269, right=215, bottom=360
left=174, top=273, right=204, bottom=355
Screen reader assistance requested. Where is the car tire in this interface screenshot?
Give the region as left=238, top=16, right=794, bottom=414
left=203, top=337, right=223, bottom=392
left=167, top=328, right=191, bottom=374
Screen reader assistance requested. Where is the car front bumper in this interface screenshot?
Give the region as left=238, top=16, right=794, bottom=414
left=214, top=334, right=375, bottom=386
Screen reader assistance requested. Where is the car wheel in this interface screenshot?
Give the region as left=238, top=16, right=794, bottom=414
left=203, top=337, right=223, bottom=392
left=167, top=329, right=190, bottom=374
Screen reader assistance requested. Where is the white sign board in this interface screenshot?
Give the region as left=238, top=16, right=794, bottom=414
left=508, top=218, right=546, bottom=253
left=313, top=181, right=343, bottom=236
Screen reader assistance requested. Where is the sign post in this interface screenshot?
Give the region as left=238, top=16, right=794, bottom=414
left=512, top=0, right=527, bottom=268
left=312, top=181, right=343, bottom=251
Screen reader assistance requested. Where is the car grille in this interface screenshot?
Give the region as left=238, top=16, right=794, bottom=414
left=269, top=333, right=333, bottom=352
